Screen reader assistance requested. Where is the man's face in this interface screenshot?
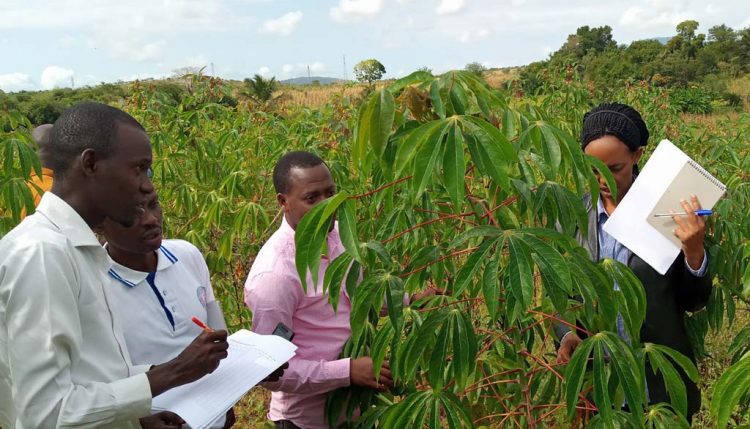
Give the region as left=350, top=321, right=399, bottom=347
left=584, top=135, right=643, bottom=206
left=278, top=164, right=336, bottom=230
left=101, top=192, right=163, bottom=254
left=92, top=124, right=155, bottom=228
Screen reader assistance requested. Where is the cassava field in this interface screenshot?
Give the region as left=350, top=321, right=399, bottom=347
left=1, top=69, right=749, bottom=428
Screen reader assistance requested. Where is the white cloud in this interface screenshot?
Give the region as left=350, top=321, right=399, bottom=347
left=620, top=0, right=690, bottom=30
left=93, top=38, right=167, bottom=62
left=436, top=0, right=466, bottom=15
left=258, top=11, right=303, bottom=36
left=330, top=0, right=383, bottom=23
left=257, top=66, right=272, bottom=77
left=40, top=66, right=74, bottom=90
left=0, top=0, right=252, bottom=63
left=459, top=28, right=490, bottom=43
left=183, top=54, right=209, bottom=68
left=0, top=72, right=35, bottom=92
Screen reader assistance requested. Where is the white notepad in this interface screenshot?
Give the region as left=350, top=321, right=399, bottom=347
left=152, top=329, right=297, bottom=429
left=603, top=139, right=726, bottom=274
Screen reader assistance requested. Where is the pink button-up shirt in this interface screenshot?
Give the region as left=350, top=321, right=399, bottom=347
left=244, top=217, right=352, bottom=429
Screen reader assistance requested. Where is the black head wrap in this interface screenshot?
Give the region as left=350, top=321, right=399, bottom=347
left=581, top=103, right=649, bottom=152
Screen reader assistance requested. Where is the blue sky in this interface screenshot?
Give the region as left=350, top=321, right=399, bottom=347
left=1, top=0, right=749, bottom=92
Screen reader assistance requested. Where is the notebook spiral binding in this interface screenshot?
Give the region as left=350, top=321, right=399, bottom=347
left=687, top=159, right=726, bottom=191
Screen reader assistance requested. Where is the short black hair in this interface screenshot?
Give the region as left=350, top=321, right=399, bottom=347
left=273, top=151, right=326, bottom=194
left=49, top=101, right=145, bottom=175
left=581, top=103, right=649, bottom=152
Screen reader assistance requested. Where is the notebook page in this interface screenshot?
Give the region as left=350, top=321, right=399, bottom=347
left=152, top=330, right=296, bottom=428
left=646, top=162, right=726, bottom=247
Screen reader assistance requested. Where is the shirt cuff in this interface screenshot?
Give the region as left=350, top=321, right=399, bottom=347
left=560, top=330, right=574, bottom=343
left=112, top=373, right=152, bottom=421
left=684, top=250, right=708, bottom=277
left=326, top=358, right=352, bottom=388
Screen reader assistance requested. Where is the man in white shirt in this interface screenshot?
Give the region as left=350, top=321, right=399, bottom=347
left=99, top=191, right=235, bottom=428
left=0, top=102, right=229, bottom=428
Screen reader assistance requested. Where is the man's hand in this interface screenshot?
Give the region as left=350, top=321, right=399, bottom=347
left=263, top=362, right=289, bottom=383
left=139, top=411, right=185, bottom=429
left=556, top=333, right=582, bottom=365
left=147, top=330, right=229, bottom=396
left=672, top=195, right=707, bottom=270
left=222, top=407, right=236, bottom=429
left=350, top=357, right=393, bottom=391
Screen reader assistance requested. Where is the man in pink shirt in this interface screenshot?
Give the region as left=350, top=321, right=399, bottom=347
left=244, top=151, right=392, bottom=429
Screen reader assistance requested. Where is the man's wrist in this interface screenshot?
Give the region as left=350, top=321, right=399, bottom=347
left=147, top=361, right=182, bottom=396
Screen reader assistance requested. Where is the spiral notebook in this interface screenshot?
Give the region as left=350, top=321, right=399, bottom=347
left=646, top=160, right=726, bottom=248
left=603, top=140, right=726, bottom=274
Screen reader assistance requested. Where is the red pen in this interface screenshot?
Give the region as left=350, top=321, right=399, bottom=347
left=191, top=316, right=214, bottom=333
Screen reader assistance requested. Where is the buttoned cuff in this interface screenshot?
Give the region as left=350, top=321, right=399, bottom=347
left=112, top=373, right=152, bottom=421
left=326, top=358, right=352, bottom=388
left=684, top=250, right=708, bottom=277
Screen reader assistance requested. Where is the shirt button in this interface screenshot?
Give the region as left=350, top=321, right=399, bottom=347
left=163, top=290, right=167, bottom=296
left=171, top=306, right=177, bottom=312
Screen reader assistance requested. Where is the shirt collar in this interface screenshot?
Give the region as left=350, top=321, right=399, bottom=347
left=106, top=244, right=179, bottom=288
left=35, top=192, right=101, bottom=248
left=596, top=197, right=609, bottom=224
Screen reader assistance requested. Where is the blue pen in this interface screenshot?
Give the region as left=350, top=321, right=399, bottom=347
left=653, top=209, right=713, bottom=217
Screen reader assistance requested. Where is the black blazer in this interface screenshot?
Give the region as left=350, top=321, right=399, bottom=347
left=565, top=194, right=712, bottom=417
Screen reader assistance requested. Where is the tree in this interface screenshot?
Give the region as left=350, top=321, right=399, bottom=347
left=243, top=74, right=278, bottom=102
left=464, top=61, right=487, bottom=76
left=353, top=59, right=386, bottom=86
left=555, top=25, right=617, bottom=59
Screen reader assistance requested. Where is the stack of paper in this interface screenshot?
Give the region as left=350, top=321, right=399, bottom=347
left=152, top=329, right=296, bottom=429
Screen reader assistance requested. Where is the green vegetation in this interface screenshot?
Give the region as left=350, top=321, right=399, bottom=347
left=353, top=59, right=387, bottom=86
left=520, top=21, right=750, bottom=114
left=2, top=23, right=750, bottom=429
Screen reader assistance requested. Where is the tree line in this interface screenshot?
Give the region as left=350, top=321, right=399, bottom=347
left=520, top=21, right=750, bottom=113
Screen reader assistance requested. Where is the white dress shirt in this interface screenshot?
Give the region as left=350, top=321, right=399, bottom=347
left=0, top=192, right=152, bottom=429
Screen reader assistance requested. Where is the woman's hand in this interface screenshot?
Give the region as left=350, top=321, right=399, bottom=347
left=672, top=195, right=706, bottom=270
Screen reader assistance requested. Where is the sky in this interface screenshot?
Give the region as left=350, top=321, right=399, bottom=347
left=1, top=0, right=749, bottom=92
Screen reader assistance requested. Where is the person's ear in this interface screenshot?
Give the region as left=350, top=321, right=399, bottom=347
left=277, top=193, right=289, bottom=213
left=633, top=147, right=645, bottom=165
left=79, top=148, right=100, bottom=177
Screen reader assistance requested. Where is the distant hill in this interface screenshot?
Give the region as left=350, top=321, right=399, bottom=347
left=280, top=76, right=346, bottom=85
left=650, top=37, right=671, bottom=45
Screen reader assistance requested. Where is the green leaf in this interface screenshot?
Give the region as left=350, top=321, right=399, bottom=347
left=443, top=122, right=466, bottom=210
left=412, top=125, right=445, bottom=200
left=592, top=340, right=613, bottom=423
left=338, top=199, right=362, bottom=262
left=482, top=253, right=500, bottom=320
left=505, top=235, right=534, bottom=313
left=564, top=337, right=595, bottom=419
left=453, top=236, right=501, bottom=296
left=599, top=332, right=645, bottom=418
left=322, top=252, right=353, bottom=312
left=429, top=80, right=445, bottom=119
left=448, top=225, right=502, bottom=249
left=586, top=155, right=618, bottom=203
left=354, top=89, right=395, bottom=174
left=711, top=353, right=750, bottom=428
left=394, top=119, right=448, bottom=178
left=643, top=343, right=689, bottom=418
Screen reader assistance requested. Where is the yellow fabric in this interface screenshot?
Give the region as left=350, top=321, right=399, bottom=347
left=20, top=167, right=54, bottom=219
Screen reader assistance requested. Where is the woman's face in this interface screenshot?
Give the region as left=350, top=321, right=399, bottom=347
left=584, top=135, right=643, bottom=206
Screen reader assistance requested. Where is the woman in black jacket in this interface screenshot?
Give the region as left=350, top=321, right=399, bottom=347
left=555, top=103, right=712, bottom=419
